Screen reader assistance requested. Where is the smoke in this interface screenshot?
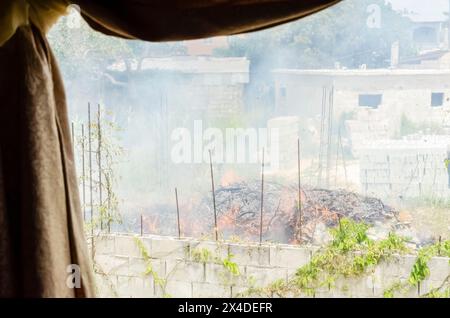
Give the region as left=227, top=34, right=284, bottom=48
left=48, top=0, right=450, bottom=242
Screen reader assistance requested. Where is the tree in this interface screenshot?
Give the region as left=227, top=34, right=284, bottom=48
left=215, top=0, right=415, bottom=71
left=48, top=10, right=186, bottom=81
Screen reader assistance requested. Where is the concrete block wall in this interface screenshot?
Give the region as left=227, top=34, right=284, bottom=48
left=93, top=234, right=449, bottom=298
left=359, top=137, right=450, bottom=199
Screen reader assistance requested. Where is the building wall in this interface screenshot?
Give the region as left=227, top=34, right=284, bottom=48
left=93, top=234, right=450, bottom=298
left=403, top=52, right=450, bottom=69
left=275, top=71, right=450, bottom=121
left=274, top=71, right=450, bottom=154
left=359, top=137, right=450, bottom=199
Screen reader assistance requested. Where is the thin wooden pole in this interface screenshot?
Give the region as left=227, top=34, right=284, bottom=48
left=260, top=148, right=265, bottom=244
left=88, top=103, right=94, bottom=238
left=209, top=150, right=218, bottom=241
left=140, top=214, right=143, bottom=236
left=438, top=236, right=442, bottom=256
left=97, top=104, right=103, bottom=230
left=81, top=124, right=86, bottom=221
left=175, top=188, right=181, bottom=239
left=297, top=138, right=303, bottom=244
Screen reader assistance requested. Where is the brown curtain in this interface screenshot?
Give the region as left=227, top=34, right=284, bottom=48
left=0, top=0, right=340, bottom=298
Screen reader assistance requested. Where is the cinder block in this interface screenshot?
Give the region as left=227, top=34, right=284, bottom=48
left=315, top=291, right=351, bottom=298
left=245, top=266, right=287, bottom=287
left=394, top=279, right=419, bottom=298
left=231, top=285, right=253, bottom=298
left=156, top=280, right=192, bottom=298
left=149, top=237, right=190, bottom=260
left=117, top=276, right=131, bottom=298
left=192, top=282, right=232, bottom=298
left=269, top=245, right=311, bottom=269
left=376, top=255, right=417, bottom=279
left=373, top=279, right=419, bottom=298
left=372, top=266, right=403, bottom=291
left=142, top=276, right=155, bottom=297
left=116, top=276, right=146, bottom=298
left=427, top=257, right=450, bottom=282
left=128, top=257, right=147, bottom=277
left=333, top=276, right=375, bottom=298
left=419, top=279, right=446, bottom=296
left=95, top=254, right=129, bottom=276
left=94, top=235, right=115, bottom=255
left=166, top=260, right=205, bottom=283
left=142, top=259, right=166, bottom=278
left=189, top=240, right=229, bottom=262
left=95, top=273, right=117, bottom=298
left=204, top=263, right=244, bottom=286
left=115, top=235, right=142, bottom=258
left=228, top=243, right=270, bottom=266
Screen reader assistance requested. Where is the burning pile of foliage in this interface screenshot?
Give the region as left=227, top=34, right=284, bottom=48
left=195, top=181, right=399, bottom=244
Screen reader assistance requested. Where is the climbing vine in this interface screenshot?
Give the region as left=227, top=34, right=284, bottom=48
left=241, top=218, right=449, bottom=298
left=191, top=247, right=241, bottom=278
left=129, top=221, right=449, bottom=298
left=385, top=239, right=450, bottom=298
left=134, top=237, right=170, bottom=297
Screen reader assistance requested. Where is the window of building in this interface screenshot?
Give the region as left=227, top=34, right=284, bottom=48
left=358, top=94, right=382, bottom=109
left=431, top=92, right=444, bottom=107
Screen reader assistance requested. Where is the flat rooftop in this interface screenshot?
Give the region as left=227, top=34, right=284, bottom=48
left=273, top=68, right=450, bottom=77
left=109, top=57, right=249, bottom=74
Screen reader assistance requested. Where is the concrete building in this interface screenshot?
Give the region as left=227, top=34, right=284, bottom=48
left=107, top=56, right=249, bottom=119
left=400, top=49, right=450, bottom=69
left=273, top=69, right=450, bottom=154
left=102, top=57, right=250, bottom=195
left=359, top=135, right=450, bottom=199
left=388, top=0, right=450, bottom=51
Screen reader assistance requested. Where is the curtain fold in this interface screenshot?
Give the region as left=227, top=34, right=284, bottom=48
left=75, top=0, right=340, bottom=41
left=0, top=24, right=94, bottom=298
left=0, top=0, right=340, bottom=297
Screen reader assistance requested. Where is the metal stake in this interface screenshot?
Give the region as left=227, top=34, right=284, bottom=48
left=88, top=103, right=94, bottom=238
left=175, top=188, right=181, bottom=239
left=97, top=104, right=103, bottom=230
left=209, top=150, right=218, bottom=241
left=297, top=138, right=303, bottom=244
left=260, top=148, right=265, bottom=244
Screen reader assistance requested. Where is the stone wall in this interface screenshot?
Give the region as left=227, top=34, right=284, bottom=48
left=93, top=234, right=450, bottom=298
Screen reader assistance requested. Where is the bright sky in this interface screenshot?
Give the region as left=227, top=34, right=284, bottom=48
left=387, top=0, right=449, bottom=22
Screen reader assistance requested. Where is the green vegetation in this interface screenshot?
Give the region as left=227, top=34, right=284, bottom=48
left=292, top=219, right=407, bottom=296
left=385, top=240, right=450, bottom=298
left=80, top=108, right=124, bottom=235
left=191, top=247, right=241, bottom=278
left=240, top=219, right=449, bottom=298
left=134, top=237, right=169, bottom=297
left=48, top=13, right=185, bottom=79
left=217, top=0, right=415, bottom=70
